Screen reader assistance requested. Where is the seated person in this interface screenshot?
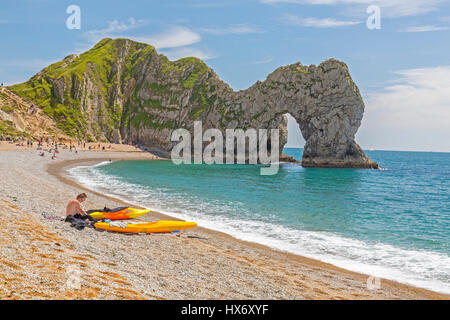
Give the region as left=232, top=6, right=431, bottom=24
left=65, top=193, right=97, bottom=223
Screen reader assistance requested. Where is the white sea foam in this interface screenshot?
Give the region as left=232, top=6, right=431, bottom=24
left=68, top=165, right=450, bottom=294
left=92, top=161, right=112, bottom=167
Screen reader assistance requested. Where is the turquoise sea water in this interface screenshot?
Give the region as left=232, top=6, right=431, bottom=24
left=69, top=148, right=450, bottom=293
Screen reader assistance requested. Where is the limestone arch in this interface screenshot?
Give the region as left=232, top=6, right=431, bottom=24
left=229, top=59, right=378, bottom=168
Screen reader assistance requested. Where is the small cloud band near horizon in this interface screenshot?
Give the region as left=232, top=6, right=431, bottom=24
left=283, top=14, right=362, bottom=28
left=400, top=25, right=449, bottom=32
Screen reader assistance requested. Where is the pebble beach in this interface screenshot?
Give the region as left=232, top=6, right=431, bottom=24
left=0, top=141, right=448, bottom=300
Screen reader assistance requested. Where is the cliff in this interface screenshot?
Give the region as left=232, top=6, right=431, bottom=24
left=5, top=38, right=377, bottom=168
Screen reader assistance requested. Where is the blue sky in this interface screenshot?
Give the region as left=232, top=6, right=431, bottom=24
left=1, top=0, right=449, bottom=151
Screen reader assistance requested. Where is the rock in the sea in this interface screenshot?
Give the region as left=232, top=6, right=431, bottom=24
left=279, top=154, right=301, bottom=163
left=8, top=38, right=378, bottom=168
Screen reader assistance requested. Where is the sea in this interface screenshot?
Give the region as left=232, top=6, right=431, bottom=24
left=68, top=148, right=450, bottom=294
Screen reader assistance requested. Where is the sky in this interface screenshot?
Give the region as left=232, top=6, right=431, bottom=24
left=0, top=0, right=449, bottom=152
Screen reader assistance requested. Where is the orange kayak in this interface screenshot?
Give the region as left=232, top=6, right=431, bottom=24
left=87, top=207, right=151, bottom=220
left=94, top=221, right=197, bottom=233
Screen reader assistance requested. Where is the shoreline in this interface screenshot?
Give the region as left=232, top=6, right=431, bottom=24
left=0, top=145, right=448, bottom=299
left=48, top=153, right=449, bottom=299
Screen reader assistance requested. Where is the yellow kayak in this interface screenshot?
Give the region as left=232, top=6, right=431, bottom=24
left=94, top=220, right=197, bottom=233
left=87, top=207, right=150, bottom=220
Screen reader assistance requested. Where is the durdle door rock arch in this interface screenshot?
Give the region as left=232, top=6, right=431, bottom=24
left=205, top=59, right=379, bottom=168
left=9, top=38, right=378, bottom=168
left=230, top=59, right=379, bottom=169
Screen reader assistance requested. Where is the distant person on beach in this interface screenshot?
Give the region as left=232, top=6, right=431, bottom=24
left=65, top=193, right=96, bottom=222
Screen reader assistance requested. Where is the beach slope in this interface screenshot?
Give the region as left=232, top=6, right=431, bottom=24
left=0, top=144, right=447, bottom=299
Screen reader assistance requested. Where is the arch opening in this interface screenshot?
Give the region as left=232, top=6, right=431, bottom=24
left=282, top=113, right=305, bottom=162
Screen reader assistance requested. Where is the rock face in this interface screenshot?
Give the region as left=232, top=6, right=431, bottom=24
left=8, top=38, right=378, bottom=168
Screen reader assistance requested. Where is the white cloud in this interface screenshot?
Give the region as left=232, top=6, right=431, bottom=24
left=75, top=18, right=218, bottom=67
left=359, top=66, right=450, bottom=151
left=283, top=14, right=361, bottom=28
left=161, top=46, right=216, bottom=61
left=0, top=59, right=59, bottom=85
left=260, top=0, right=445, bottom=18
left=0, top=57, right=60, bottom=86
left=131, top=26, right=202, bottom=49
left=401, top=25, right=449, bottom=32
left=80, top=20, right=207, bottom=61
left=83, top=18, right=148, bottom=43
left=83, top=19, right=202, bottom=50
left=187, top=1, right=235, bottom=8
left=249, top=56, right=274, bottom=65
left=200, top=24, right=263, bottom=35
left=1, top=59, right=58, bottom=70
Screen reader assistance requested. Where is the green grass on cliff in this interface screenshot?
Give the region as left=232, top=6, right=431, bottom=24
left=34, top=38, right=120, bottom=91
left=1, top=105, right=13, bottom=113
left=160, top=56, right=209, bottom=89
left=6, top=39, right=357, bottom=144
left=7, top=37, right=217, bottom=139
left=189, top=81, right=217, bottom=120
left=124, top=56, right=211, bottom=129
left=0, top=119, right=27, bottom=137
left=181, top=58, right=209, bottom=89
left=129, top=111, right=175, bottom=130
left=8, top=38, right=129, bottom=139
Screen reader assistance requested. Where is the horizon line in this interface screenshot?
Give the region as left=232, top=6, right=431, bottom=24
left=283, top=146, right=450, bottom=153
